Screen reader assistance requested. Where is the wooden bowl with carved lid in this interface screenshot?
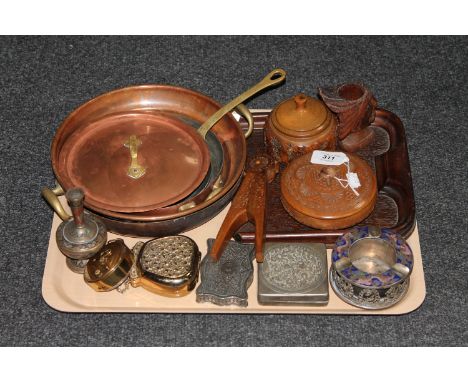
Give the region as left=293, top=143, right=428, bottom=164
left=280, top=152, right=377, bottom=229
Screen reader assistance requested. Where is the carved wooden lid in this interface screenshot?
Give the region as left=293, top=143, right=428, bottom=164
left=271, top=93, right=334, bottom=138
left=280, top=152, right=377, bottom=229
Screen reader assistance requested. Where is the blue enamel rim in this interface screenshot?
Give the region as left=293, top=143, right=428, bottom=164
left=331, top=226, right=414, bottom=289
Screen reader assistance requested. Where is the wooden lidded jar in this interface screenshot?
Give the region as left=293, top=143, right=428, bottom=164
left=265, top=93, right=337, bottom=163
left=280, top=152, right=377, bottom=230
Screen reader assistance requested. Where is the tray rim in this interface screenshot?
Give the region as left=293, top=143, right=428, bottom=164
left=42, top=200, right=426, bottom=315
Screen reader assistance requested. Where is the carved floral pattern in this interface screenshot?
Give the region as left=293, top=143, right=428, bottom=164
left=261, top=243, right=326, bottom=293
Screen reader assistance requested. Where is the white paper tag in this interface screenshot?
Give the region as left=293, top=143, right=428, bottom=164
left=310, top=150, right=349, bottom=166
left=346, top=172, right=361, bottom=189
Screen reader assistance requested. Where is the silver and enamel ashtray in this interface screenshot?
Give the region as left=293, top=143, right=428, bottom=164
left=330, top=225, right=413, bottom=310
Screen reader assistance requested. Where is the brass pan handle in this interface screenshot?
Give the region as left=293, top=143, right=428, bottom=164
left=177, top=105, right=252, bottom=213
left=41, top=182, right=71, bottom=221
left=235, top=103, right=254, bottom=139
left=176, top=105, right=252, bottom=213
left=198, top=68, right=286, bottom=139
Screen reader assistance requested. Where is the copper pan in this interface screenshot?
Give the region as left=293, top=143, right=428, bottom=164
left=44, top=70, right=286, bottom=234
left=88, top=103, right=254, bottom=218
left=58, top=111, right=212, bottom=213
left=47, top=85, right=246, bottom=219
left=51, top=69, right=285, bottom=213
left=50, top=69, right=285, bottom=214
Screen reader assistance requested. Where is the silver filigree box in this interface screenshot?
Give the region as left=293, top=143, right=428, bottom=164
left=258, top=242, right=329, bottom=305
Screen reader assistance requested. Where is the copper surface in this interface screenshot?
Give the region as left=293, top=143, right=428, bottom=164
left=51, top=85, right=248, bottom=220
left=58, top=112, right=210, bottom=212
left=93, top=175, right=243, bottom=237
left=51, top=69, right=286, bottom=215
left=280, top=152, right=377, bottom=229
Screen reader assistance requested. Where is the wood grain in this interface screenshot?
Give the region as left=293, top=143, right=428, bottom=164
left=236, top=109, right=416, bottom=246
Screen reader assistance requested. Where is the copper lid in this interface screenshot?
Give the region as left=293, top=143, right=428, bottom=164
left=84, top=239, right=133, bottom=291
left=280, top=152, right=377, bottom=229
left=271, top=93, right=332, bottom=138
left=58, top=112, right=211, bottom=213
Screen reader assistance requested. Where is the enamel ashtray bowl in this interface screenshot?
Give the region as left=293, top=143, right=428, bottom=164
left=330, top=226, right=413, bottom=310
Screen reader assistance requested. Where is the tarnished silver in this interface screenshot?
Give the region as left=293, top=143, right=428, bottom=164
left=330, top=268, right=410, bottom=309
left=330, top=226, right=413, bottom=310
left=55, top=188, right=107, bottom=272
left=258, top=242, right=329, bottom=306
left=65, top=257, right=89, bottom=274
left=56, top=215, right=107, bottom=260
left=196, top=239, right=255, bottom=307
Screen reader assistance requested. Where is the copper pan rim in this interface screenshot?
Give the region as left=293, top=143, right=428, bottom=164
left=51, top=84, right=247, bottom=221
left=85, top=166, right=242, bottom=222
left=51, top=83, right=244, bottom=159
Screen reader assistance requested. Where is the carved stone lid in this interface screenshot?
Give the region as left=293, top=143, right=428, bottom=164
left=280, top=152, right=377, bottom=229
left=271, top=93, right=333, bottom=138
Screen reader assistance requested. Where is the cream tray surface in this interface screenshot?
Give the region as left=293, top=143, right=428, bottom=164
left=42, top=198, right=426, bottom=315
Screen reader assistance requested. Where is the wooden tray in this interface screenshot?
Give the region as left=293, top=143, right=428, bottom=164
left=236, top=109, right=416, bottom=245
left=42, top=199, right=425, bottom=314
